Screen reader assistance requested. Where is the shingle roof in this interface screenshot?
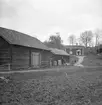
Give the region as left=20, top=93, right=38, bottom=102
left=0, top=27, right=49, bottom=50
left=49, top=48, right=69, bottom=56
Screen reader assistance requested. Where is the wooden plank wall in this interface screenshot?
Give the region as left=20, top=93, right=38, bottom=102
left=63, top=55, right=70, bottom=63
left=0, top=49, right=10, bottom=65
left=11, top=46, right=51, bottom=70
left=40, top=50, right=52, bottom=68
left=0, top=37, right=11, bottom=70
left=31, top=48, right=42, bottom=68
left=11, top=45, right=30, bottom=70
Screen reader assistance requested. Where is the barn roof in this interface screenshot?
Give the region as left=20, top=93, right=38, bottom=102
left=0, top=27, right=49, bottom=51
left=49, top=48, right=69, bottom=56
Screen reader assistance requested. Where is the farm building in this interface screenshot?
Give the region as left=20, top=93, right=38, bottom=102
left=49, top=48, right=70, bottom=66
left=0, top=27, right=51, bottom=71
left=65, top=45, right=85, bottom=56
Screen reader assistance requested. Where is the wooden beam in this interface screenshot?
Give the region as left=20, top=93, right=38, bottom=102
left=29, top=49, right=31, bottom=68
left=10, top=45, right=12, bottom=70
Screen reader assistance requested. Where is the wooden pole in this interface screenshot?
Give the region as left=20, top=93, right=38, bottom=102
left=29, top=49, right=31, bottom=68
left=9, top=45, right=12, bottom=70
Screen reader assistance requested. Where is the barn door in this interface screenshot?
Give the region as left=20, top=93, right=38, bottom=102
left=31, top=52, right=40, bottom=67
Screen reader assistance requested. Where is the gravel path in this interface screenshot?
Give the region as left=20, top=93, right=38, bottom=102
left=74, top=56, right=85, bottom=67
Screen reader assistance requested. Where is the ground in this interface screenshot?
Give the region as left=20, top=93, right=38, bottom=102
left=82, top=54, right=102, bottom=66
left=0, top=54, right=102, bottom=105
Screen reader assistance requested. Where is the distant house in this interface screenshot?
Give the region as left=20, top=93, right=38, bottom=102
left=0, top=27, right=51, bottom=71
left=65, top=45, right=85, bottom=56
left=49, top=48, right=70, bottom=66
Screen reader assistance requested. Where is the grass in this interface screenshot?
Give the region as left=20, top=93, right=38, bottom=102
left=0, top=66, right=80, bottom=80
left=0, top=66, right=102, bottom=105
left=82, top=54, right=102, bottom=66
left=1, top=66, right=102, bottom=80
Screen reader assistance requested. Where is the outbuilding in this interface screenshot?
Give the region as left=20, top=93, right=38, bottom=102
left=0, top=27, right=51, bottom=71
left=49, top=48, right=70, bottom=66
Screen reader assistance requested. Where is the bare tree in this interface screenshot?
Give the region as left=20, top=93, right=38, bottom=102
left=95, top=29, right=102, bottom=46
left=80, top=31, right=93, bottom=47
left=68, top=34, right=76, bottom=45
left=77, top=38, right=83, bottom=45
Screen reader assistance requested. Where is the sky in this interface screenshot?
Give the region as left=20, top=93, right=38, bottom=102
left=0, top=0, right=102, bottom=44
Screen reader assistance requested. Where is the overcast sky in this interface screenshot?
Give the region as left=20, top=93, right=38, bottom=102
left=0, top=0, right=102, bottom=44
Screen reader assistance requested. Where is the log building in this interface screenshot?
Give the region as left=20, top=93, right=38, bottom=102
left=0, top=27, right=51, bottom=71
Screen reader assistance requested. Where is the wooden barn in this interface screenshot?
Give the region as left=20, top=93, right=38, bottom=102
left=65, top=45, right=84, bottom=56
left=49, top=48, right=70, bottom=66
left=0, top=27, right=51, bottom=71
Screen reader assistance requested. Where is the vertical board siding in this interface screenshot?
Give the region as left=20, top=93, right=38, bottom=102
left=12, top=45, right=29, bottom=70
left=0, top=49, right=10, bottom=64
left=31, top=52, right=40, bottom=67
left=0, top=37, right=11, bottom=70
left=63, top=56, right=70, bottom=63
left=31, top=49, right=52, bottom=68
left=0, top=49, right=10, bottom=70
left=0, top=36, right=53, bottom=70
left=31, top=48, right=42, bottom=68
left=40, top=50, right=51, bottom=68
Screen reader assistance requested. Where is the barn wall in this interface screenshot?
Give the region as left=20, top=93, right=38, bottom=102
left=63, top=55, right=70, bottom=63
left=0, top=36, right=55, bottom=70
left=0, top=37, right=11, bottom=70
left=52, top=55, right=64, bottom=66
left=40, top=50, right=52, bottom=67
left=57, top=55, right=69, bottom=64
left=29, top=49, right=52, bottom=68
left=11, top=45, right=30, bottom=70
left=30, top=48, right=42, bottom=68
left=11, top=46, right=52, bottom=70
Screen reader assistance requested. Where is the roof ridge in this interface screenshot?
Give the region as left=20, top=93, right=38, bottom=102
left=0, top=27, right=38, bottom=40
left=0, top=27, right=49, bottom=50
